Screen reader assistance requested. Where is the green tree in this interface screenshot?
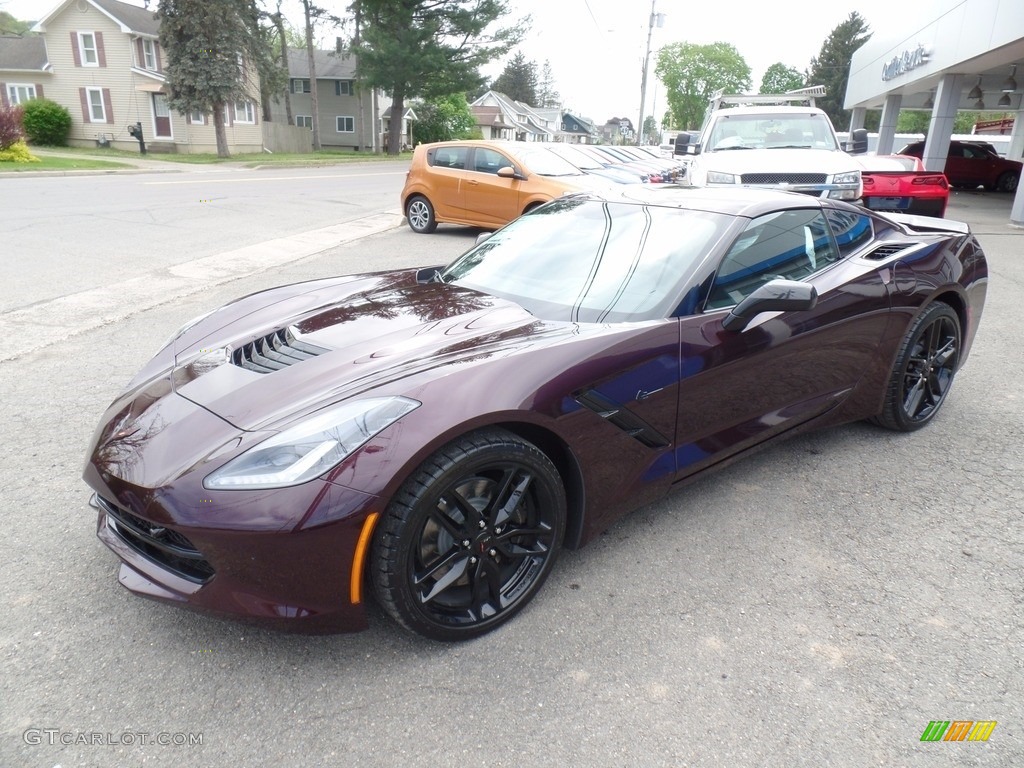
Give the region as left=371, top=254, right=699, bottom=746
left=896, top=110, right=929, bottom=134
left=805, top=12, right=871, bottom=132
left=0, top=10, right=32, bottom=34
left=760, top=63, right=804, bottom=94
left=536, top=59, right=560, bottom=108
left=642, top=115, right=659, bottom=144
left=655, top=42, right=751, bottom=131
left=353, top=0, right=524, bottom=155
left=158, top=0, right=268, bottom=157
left=412, top=93, right=476, bottom=143
left=491, top=51, right=537, bottom=104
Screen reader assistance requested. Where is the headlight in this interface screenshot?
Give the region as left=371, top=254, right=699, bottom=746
left=832, top=171, right=861, bottom=186
left=204, top=397, right=420, bottom=490
left=706, top=171, right=736, bottom=184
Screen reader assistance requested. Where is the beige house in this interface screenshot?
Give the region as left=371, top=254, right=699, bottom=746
left=30, top=0, right=262, bottom=154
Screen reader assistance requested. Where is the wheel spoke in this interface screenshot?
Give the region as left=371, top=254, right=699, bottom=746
left=933, top=335, right=957, bottom=368
left=470, top=560, right=502, bottom=619
left=925, top=319, right=942, bottom=359
left=442, top=489, right=484, bottom=527
left=490, top=469, right=533, bottom=528
left=416, top=550, right=469, bottom=604
left=429, top=508, right=466, bottom=542
left=904, top=377, right=926, bottom=417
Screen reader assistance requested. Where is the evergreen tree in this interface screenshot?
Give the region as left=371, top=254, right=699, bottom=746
left=353, top=0, right=524, bottom=155
left=159, top=0, right=268, bottom=157
left=491, top=51, right=537, bottom=105
left=536, top=59, right=560, bottom=108
left=805, top=12, right=871, bottom=132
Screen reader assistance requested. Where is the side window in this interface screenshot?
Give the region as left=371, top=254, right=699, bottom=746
left=429, top=146, right=467, bottom=170
left=824, top=209, right=873, bottom=257
left=472, top=147, right=511, bottom=174
left=706, top=209, right=839, bottom=310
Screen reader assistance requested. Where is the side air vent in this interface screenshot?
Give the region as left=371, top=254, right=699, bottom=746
left=864, top=243, right=914, bottom=261
left=575, top=390, right=670, bottom=448
left=232, top=326, right=329, bottom=374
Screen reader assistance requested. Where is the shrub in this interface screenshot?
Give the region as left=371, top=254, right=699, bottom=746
left=0, top=140, right=40, bottom=163
left=22, top=98, right=72, bottom=146
left=0, top=103, right=24, bottom=150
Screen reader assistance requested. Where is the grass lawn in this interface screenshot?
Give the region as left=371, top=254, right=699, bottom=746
left=0, top=155, right=134, bottom=171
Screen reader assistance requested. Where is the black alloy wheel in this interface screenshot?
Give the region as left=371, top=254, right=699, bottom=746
left=372, top=429, right=566, bottom=641
left=873, top=302, right=961, bottom=432
left=406, top=195, right=437, bottom=234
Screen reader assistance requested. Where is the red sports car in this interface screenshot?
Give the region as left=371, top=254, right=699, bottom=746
left=858, top=154, right=949, bottom=217
left=899, top=140, right=1020, bottom=193
left=84, top=188, right=988, bottom=641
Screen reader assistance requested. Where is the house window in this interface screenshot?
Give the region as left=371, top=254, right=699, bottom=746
left=234, top=101, right=255, bottom=124
left=79, top=32, right=98, bottom=66
left=336, top=116, right=354, bottom=133
left=6, top=84, right=36, bottom=104
left=142, top=39, right=156, bottom=70
left=292, top=78, right=310, bottom=93
left=85, top=87, right=105, bottom=121
left=188, top=110, right=206, bottom=125
left=335, top=80, right=352, bottom=96
left=296, top=115, right=312, bottom=129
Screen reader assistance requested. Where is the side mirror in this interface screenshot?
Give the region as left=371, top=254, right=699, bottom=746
left=674, top=131, right=700, bottom=156
left=848, top=128, right=868, bottom=155
left=475, top=232, right=493, bottom=246
left=722, top=279, right=818, bottom=331
left=497, top=166, right=523, bottom=180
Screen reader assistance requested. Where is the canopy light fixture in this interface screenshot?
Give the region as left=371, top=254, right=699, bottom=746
left=967, top=76, right=983, bottom=100
left=998, top=93, right=1012, bottom=108
left=974, top=97, right=986, bottom=110
left=1002, top=64, right=1018, bottom=93
left=923, top=90, right=935, bottom=109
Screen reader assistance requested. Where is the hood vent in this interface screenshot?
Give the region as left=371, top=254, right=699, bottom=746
left=232, top=326, right=329, bottom=374
left=864, top=243, right=914, bottom=261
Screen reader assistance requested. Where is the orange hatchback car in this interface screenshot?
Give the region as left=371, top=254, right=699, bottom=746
left=400, top=140, right=608, bottom=233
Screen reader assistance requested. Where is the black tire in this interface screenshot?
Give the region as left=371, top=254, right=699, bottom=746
left=873, top=302, right=961, bottom=432
left=405, top=195, right=437, bottom=234
left=996, top=171, right=1019, bottom=193
left=371, top=429, right=566, bottom=641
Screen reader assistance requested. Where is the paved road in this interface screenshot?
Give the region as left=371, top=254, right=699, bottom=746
left=0, top=161, right=408, bottom=312
left=0, top=184, right=1021, bottom=767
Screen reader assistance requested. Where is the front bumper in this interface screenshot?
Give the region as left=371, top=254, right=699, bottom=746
left=87, top=478, right=380, bottom=633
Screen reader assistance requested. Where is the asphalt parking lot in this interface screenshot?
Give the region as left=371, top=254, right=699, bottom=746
left=1, top=188, right=1021, bottom=767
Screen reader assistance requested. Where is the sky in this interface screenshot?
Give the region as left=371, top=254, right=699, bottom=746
left=7, top=0, right=916, bottom=124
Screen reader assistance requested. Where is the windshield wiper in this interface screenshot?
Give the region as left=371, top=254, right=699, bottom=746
left=713, top=145, right=754, bottom=151
left=768, top=145, right=811, bottom=149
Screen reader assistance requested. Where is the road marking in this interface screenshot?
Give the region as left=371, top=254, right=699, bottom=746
left=0, top=211, right=404, bottom=363
left=145, top=171, right=406, bottom=185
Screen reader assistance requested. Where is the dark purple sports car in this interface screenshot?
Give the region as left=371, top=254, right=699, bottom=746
left=84, top=188, right=988, bottom=640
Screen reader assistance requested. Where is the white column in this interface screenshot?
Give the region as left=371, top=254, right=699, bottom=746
left=1009, top=105, right=1024, bottom=228
left=923, top=74, right=963, bottom=172
left=876, top=94, right=902, bottom=155
left=848, top=107, right=867, bottom=133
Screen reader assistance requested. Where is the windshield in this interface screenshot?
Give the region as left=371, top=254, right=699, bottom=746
left=440, top=198, right=733, bottom=323
left=707, top=113, right=839, bottom=151
left=507, top=145, right=585, bottom=176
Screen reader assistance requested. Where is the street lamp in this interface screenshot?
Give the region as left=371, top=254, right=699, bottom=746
left=637, top=1, right=665, bottom=146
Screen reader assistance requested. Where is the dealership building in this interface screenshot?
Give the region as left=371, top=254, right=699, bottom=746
left=844, top=0, right=1024, bottom=226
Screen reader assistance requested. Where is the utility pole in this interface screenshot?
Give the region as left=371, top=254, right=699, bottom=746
left=637, top=1, right=664, bottom=146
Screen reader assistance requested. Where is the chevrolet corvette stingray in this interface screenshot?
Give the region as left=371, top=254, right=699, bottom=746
left=84, top=187, right=988, bottom=641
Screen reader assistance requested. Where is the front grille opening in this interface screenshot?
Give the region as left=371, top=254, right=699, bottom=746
left=98, top=496, right=214, bottom=583
left=232, top=326, right=328, bottom=374
left=740, top=173, right=828, bottom=185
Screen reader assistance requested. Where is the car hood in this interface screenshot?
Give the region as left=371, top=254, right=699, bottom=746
left=171, top=270, right=567, bottom=431
left=704, top=148, right=858, bottom=175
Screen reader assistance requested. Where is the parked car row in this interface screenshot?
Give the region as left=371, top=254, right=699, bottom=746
left=400, top=138, right=1018, bottom=236
left=400, top=140, right=688, bottom=234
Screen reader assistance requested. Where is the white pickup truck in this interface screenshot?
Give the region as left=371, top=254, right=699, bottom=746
left=674, top=86, right=867, bottom=201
